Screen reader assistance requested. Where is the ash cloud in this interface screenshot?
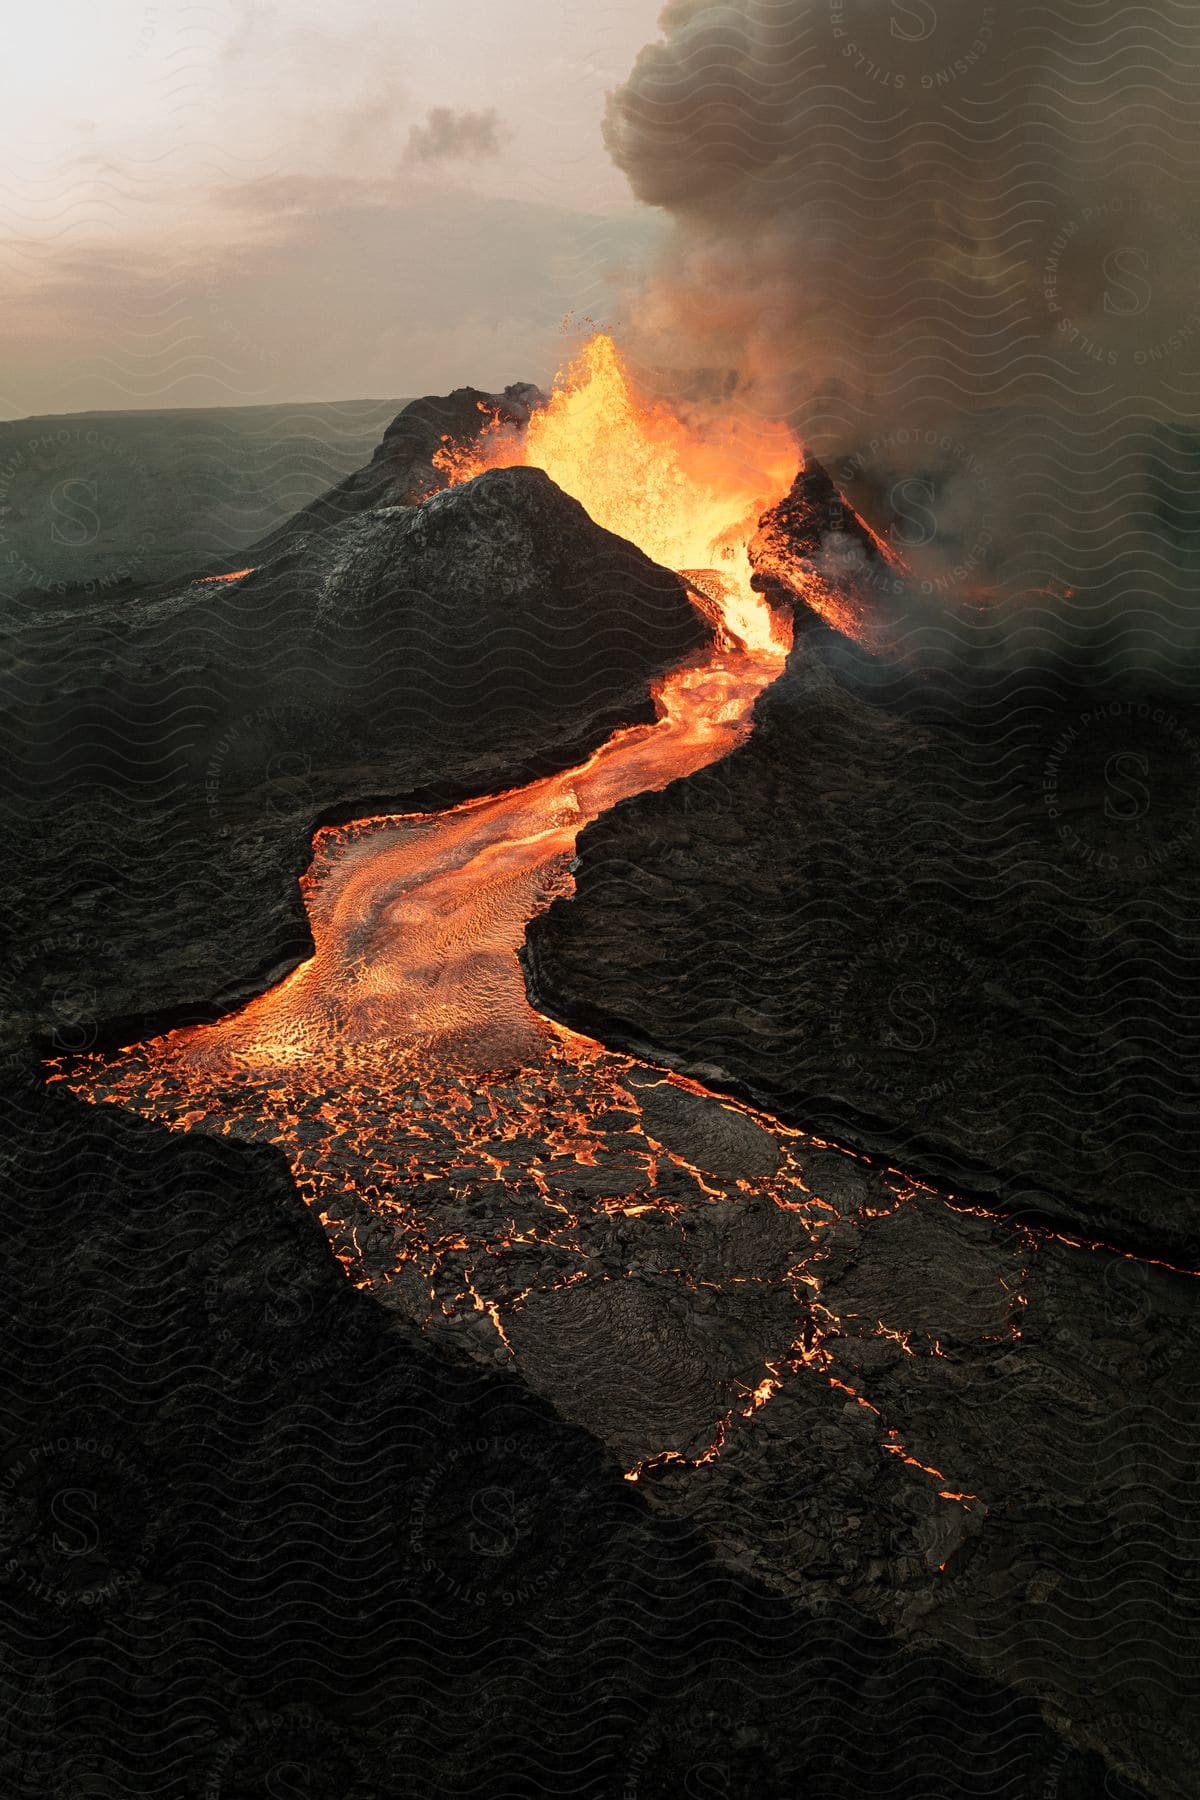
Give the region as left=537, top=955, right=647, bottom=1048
left=403, top=106, right=507, bottom=166
left=605, top=0, right=1200, bottom=682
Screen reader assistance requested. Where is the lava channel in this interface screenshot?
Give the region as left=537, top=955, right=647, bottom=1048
left=50, top=335, right=996, bottom=1512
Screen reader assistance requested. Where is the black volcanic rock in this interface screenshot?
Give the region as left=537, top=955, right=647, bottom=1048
left=127, top=463, right=709, bottom=777
left=244, top=381, right=544, bottom=562
left=0, top=460, right=709, bottom=1048
left=526, top=610, right=1200, bottom=1262
left=0, top=1078, right=1129, bottom=1800
left=3, top=395, right=1190, bottom=1800
left=751, top=455, right=883, bottom=572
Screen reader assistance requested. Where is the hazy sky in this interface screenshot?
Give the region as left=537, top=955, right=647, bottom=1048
left=0, top=0, right=665, bottom=416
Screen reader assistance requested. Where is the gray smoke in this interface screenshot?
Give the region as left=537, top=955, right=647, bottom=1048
left=403, top=106, right=507, bottom=166
left=605, top=0, right=1200, bottom=680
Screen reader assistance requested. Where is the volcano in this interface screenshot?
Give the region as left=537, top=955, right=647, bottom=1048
left=5, top=335, right=1197, bottom=1800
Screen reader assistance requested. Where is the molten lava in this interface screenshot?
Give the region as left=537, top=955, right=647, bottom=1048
left=50, top=336, right=1004, bottom=1514
left=436, top=332, right=797, bottom=655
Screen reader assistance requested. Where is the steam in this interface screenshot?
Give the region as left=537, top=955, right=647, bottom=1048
left=605, top=0, right=1200, bottom=680
left=403, top=106, right=507, bottom=166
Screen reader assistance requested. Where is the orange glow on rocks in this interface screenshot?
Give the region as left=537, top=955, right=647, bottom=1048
left=48, top=339, right=1005, bottom=1520
left=436, top=332, right=797, bottom=655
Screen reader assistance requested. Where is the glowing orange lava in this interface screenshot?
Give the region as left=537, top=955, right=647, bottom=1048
left=51, top=338, right=995, bottom=1516
left=436, top=332, right=797, bottom=655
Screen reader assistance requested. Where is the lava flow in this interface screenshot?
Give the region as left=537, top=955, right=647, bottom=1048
left=50, top=336, right=991, bottom=1510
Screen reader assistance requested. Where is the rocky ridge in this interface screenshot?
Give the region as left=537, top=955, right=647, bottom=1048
left=1, top=415, right=709, bottom=1053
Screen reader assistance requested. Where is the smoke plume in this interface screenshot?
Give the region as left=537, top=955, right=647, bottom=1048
left=404, top=106, right=506, bottom=165
left=605, top=0, right=1200, bottom=680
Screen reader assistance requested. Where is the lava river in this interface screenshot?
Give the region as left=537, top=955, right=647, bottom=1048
left=51, top=338, right=1045, bottom=1502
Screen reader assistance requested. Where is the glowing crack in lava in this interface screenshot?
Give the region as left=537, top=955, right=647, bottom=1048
left=53, top=336, right=991, bottom=1512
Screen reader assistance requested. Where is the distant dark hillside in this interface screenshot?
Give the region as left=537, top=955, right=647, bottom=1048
left=0, top=400, right=406, bottom=596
